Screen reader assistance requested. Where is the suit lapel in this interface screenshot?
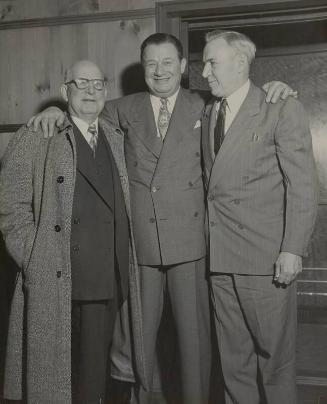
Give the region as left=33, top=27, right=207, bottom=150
left=202, top=98, right=216, bottom=181
left=73, top=121, right=114, bottom=210
left=73, top=122, right=99, bottom=187
left=158, top=89, right=204, bottom=165
left=208, top=83, right=263, bottom=189
left=129, top=93, right=163, bottom=158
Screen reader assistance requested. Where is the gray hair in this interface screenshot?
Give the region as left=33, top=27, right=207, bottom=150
left=205, top=30, right=256, bottom=65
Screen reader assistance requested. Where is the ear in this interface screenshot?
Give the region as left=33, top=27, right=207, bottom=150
left=181, top=58, right=187, bottom=74
left=60, top=84, right=69, bottom=102
left=103, top=86, right=108, bottom=100
left=238, top=53, right=248, bottom=73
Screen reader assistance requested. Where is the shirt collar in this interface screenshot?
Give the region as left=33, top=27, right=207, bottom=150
left=150, top=87, right=180, bottom=112
left=71, top=116, right=98, bottom=134
left=225, top=79, right=250, bottom=114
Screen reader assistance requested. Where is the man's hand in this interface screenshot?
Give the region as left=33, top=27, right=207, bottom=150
left=27, top=107, right=65, bottom=138
left=274, top=252, right=302, bottom=285
left=263, top=81, right=298, bottom=104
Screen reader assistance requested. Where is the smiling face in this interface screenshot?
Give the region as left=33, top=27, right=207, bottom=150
left=142, top=42, right=186, bottom=98
left=61, top=60, right=107, bottom=124
left=202, top=38, right=246, bottom=98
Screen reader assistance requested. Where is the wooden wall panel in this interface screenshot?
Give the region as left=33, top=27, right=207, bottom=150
left=0, top=0, right=182, bottom=21
left=0, top=17, right=155, bottom=125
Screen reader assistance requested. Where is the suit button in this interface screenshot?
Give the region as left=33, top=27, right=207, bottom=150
left=149, top=218, right=156, bottom=223
left=210, top=221, right=216, bottom=227
left=234, top=199, right=240, bottom=205
left=194, top=212, right=199, bottom=217
left=208, top=194, right=214, bottom=201
left=152, top=186, right=159, bottom=193
left=72, top=245, right=79, bottom=251
left=238, top=224, right=244, bottom=230
left=133, top=161, right=138, bottom=167
left=73, top=218, right=80, bottom=224
left=188, top=182, right=193, bottom=187
left=54, top=225, right=61, bottom=232
left=56, top=271, right=62, bottom=278
left=57, top=176, right=64, bottom=183
left=196, top=152, right=200, bottom=157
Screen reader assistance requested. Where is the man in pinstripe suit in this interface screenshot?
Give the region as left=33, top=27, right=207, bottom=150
left=201, top=30, right=318, bottom=404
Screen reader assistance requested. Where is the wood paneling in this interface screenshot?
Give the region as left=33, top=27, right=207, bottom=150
left=0, top=17, right=154, bottom=125
left=0, top=0, right=182, bottom=21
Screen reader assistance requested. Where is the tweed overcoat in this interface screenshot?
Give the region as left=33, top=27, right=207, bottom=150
left=0, top=115, right=146, bottom=403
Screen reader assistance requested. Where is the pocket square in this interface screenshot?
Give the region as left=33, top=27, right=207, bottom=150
left=251, top=132, right=259, bottom=141
left=194, top=120, right=201, bottom=129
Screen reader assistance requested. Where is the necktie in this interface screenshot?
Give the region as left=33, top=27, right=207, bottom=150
left=87, top=123, right=98, bottom=157
left=157, top=98, right=171, bottom=140
left=214, top=98, right=227, bottom=155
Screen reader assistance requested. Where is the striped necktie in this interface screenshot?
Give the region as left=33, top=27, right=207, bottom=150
left=87, top=123, right=98, bottom=157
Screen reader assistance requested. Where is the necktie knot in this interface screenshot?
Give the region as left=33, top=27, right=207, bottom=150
left=87, top=123, right=98, bottom=156
left=157, top=98, right=171, bottom=140
left=219, top=98, right=227, bottom=112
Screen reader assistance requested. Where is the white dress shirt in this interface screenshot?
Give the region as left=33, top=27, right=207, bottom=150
left=150, top=89, right=179, bottom=138
left=71, top=116, right=99, bottom=147
left=215, top=79, right=250, bottom=134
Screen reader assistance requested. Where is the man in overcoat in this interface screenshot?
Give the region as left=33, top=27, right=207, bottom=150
left=0, top=60, right=146, bottom=403
left=201, top=30, right=318, bottom=404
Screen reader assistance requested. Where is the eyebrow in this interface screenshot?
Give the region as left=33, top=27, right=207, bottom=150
left=203, top=57, right=216, bottom=63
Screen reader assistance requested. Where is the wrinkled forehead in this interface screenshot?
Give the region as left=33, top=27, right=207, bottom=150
left=143, top=42, right=180, bottom=61
left=69, top=62, right=104, bottom=80
left=203, top=38, right=236, bottom=61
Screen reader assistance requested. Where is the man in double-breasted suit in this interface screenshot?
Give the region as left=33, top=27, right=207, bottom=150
left=102, top=34, right=212, bottom=404
left=0, top=60, right=146, bottom=403
left=202, top=30, right=318, bottom=404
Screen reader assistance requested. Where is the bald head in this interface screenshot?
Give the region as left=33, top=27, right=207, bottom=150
left=64, top=60, right=105, bottom=83
left=61, top=60, right=107, bottom=124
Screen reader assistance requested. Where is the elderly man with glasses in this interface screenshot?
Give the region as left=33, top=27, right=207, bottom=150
left=0, top=60, right=146, bottom=404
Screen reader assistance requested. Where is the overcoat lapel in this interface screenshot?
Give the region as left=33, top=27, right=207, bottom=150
left=208, top=83, right=262, bottom=190
left=100, top=118, right=132, bottom=220
left=129, top=93, right=162, bottom=158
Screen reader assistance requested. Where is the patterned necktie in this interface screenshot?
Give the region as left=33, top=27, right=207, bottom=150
left=157, top=98, right=171, bottom=140
left=214, top=98, right=227, bottom=155
left=87, top=123, right=98, bottom=157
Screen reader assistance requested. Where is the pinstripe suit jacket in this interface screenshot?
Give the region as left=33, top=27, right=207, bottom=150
left=202, top=82, right=318, bottom=275
left=102, top=89, right=208, bottom=266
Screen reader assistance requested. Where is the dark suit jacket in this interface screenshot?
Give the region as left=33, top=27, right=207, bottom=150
left=202, top=82, right=318, bottom=275
left=102, top=89, right=209, bottom=266
left=70, top=122, right=129, bottom=301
